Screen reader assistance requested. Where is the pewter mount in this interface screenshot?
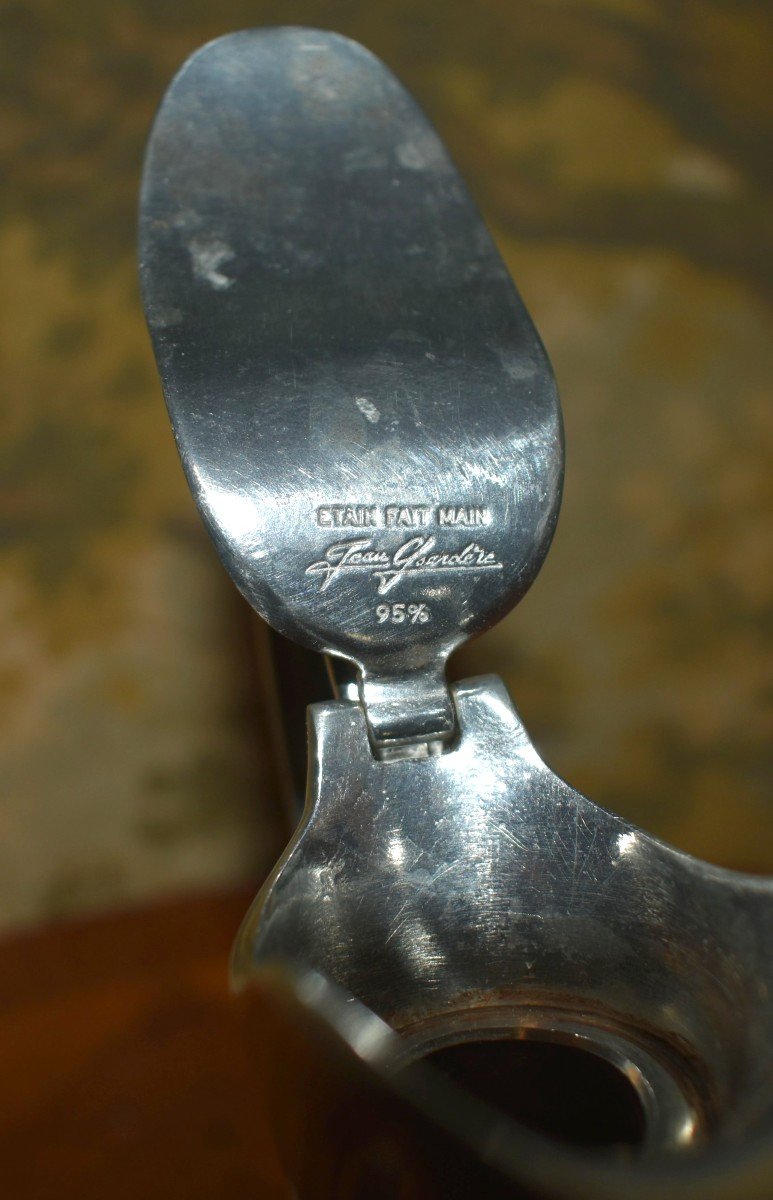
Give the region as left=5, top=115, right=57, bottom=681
left=140, top=29, right=773, bottom=1200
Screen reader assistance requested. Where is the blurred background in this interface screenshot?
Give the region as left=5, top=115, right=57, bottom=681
left=1, top=1, right=771, bottom=1196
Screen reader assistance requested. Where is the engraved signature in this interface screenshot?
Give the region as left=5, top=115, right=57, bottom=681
left=305, top=536, right=503, bottom=595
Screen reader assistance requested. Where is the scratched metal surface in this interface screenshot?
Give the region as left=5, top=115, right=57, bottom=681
left=138, top=29, right=563, bottom=749
left=0, top=1, right=771, bottom=930
left=235, top=678, right=773, bottom=1188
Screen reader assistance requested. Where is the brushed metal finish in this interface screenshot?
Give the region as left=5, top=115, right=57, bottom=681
left=139, top=28, right=562, bottom=747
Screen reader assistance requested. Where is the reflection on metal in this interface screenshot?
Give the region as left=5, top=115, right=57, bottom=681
left=140, top=27, right=773, bottom=1200
left=139, top=26, right=561, bottom=753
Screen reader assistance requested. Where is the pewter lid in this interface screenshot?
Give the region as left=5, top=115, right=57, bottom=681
left=139, top=28, right=563, bottom=747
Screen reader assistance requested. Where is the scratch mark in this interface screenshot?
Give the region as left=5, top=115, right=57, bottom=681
left=384, top=861, right=455, bottom=944
left=496, top=823, right=529, bottom=853
left=289, top=318, right=297, bottom=392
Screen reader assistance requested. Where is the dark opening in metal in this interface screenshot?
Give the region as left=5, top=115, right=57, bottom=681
left=423, top=1038, right=647, bottom=1151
